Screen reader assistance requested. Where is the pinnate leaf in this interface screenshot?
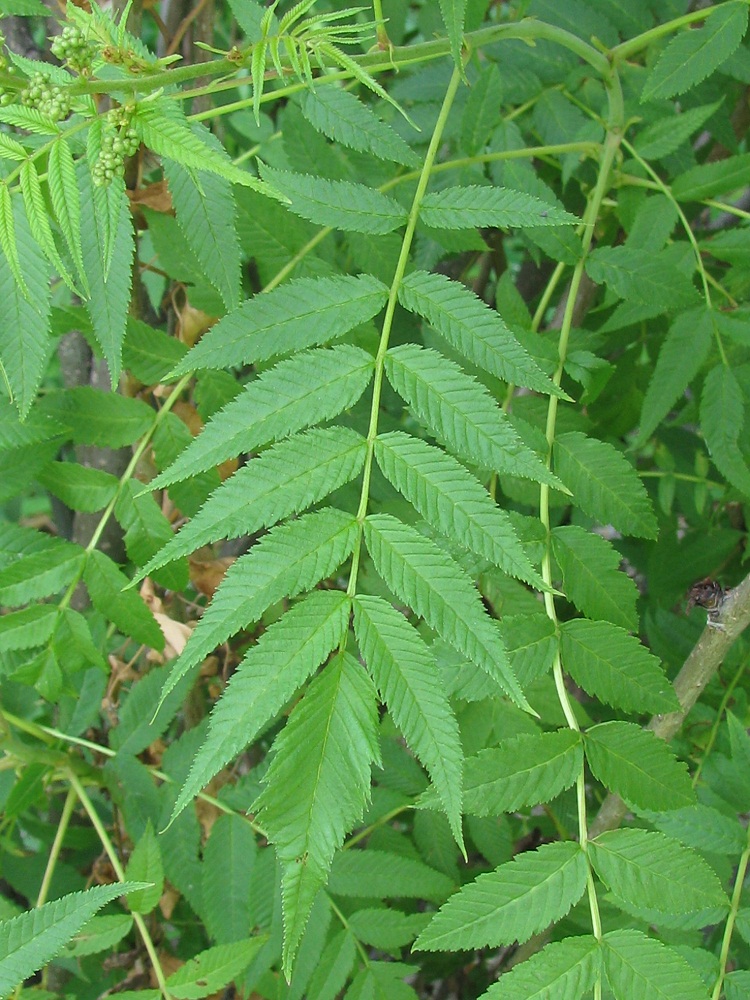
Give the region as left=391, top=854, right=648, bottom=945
left=552, top=525, right=638, bottom=631
left=420, top=186, right=577, bottom=230
left=603, top=928, right=712, bottom=1000
left=19, top=159, right=74, bottom=290
left=584, top=721, right=695, bottom=811
left=480, top=935, right=602, bottom=1000
left=700, top=364, right=750, bottom=496
left=414, top=842, right=587, bottom=951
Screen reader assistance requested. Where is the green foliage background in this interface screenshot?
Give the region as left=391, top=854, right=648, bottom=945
left=1, top=1, right=750, bottom=998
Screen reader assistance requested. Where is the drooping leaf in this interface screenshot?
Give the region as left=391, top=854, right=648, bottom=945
left=585, top=245, right=699, bottom=310
left=397, top=269, right=560, bottom=396
left=560, top=620, right=678, bottom=714
left=554, top=432, right=658, bottom=538
left=258, top=164, right=408, bottom=234
left=171, top=274, right=388, bottom=375
left=480, top=936, right=602, bottom=1000
left=254, top=652, right=380, bottom=975
left=171, top=590, right=350, bottom=822
left=419, top=185, right=577, bottom=230
left=148, top=345, right=374, bottom=489
left=700, top=364, right=750, bottom=496
left=306, top=928, right=357, bottom=1000
left=642, top=2, right=748, bottom=102
left=584, top=721, right=695, bottom=812
left=375, top=431, right=544, bottom=588
left=353, top=594, right=464, bottom=845
left=603, top=929, right=712, bottom=1000
left=364, top=512, right=530, bottom=711
left=385, top=343, right=563, bottom=489
left=83, top=550, right=164, bottom=650
left=19, top=159, right=75, bottom=290
left=414, top=842, right=587, bottom=951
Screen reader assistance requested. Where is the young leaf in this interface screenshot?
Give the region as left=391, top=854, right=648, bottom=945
left=300, top=88, right=419, bottom=166
left=141, top=427, right=366, bottom=578
left=480, top=936, right=602, bottom=1000
left=125, top=821, right=164, bottom=915
left=259, top=164, right=408, bottom=234
left=584, top=721, right=695, bottom=812
left=171, top=590, right=350, bottom=823
left=641, top=2, right=748, bottom=102
left=560, top=620, right=678, bottom=714
left=166, top=940, right=265, bottom=1000
left=0, top=883, right=148, bottom=997
left=148, top=345, right=374, bottom=489
left=37, top=462, right=119, bottom=513
left=157, top=508, right=358, bottom=708
left=414, top=842, right=587, bottom=952
left=48, top=138, right=86, bottom=290
left=419, top=186, right=578, bottom=230
left=254, top=651, right=380, bottom=976
left=364, top=512, right=530, bottom=711
left=397, top=270, right=560, bottom=397
left=0, top=543, right=85, bottom=608
left=327, top=849, right=454, bottom=901
left=636, top=306, right=714, bottom=446
left=83, top=550, right=164, bottom=651
left=375, top=431, right=545, bottom=588
left=385, top=343, right=563, bottom=489
left=353, top=594, right=464, bottom=846
left=458, top=730, right=583, bottom=816
left=554, top=432, right=658, bottom=538
left=700, top=364, right=750, bottom=496
left=171, top=274, right=388, bottom=376
left=585, top=246, right=699, bottom=310
left=589, top=829, right=728, bottom=917
left=551, top=525, right=639, bottom=631
left=603, top=928, right=712, bottom=1000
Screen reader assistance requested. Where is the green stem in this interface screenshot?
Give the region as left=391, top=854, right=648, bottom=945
left=704, top=198, right=750, bottom=222
left=692, top=655, right=748, bottom=788
left=345, top=65, right=463, bottom=598
left=36, top=788, right=77, bottom=909
left=712, top=825, right=750, bottom=1000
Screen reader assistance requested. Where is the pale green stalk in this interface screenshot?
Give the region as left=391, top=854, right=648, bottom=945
left=712, top=825, right=750, bottom=1000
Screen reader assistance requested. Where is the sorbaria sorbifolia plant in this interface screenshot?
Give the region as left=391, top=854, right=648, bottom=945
left=1, top=1, right=750, bottom=997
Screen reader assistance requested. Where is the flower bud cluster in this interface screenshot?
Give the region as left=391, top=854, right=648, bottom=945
left=20, top=71, right=71, bottom=121
left=92, top=104, right=140, bottom=187
left=51, top=25, right=96, bottom=75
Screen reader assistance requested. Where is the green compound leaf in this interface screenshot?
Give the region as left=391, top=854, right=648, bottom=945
left=375, top=431, right=544, bottom=589
left=603, top=929, right=713, bottom=1000
left=419, top=186, right=578, bottom=230
left=385, top=343, right=564, bottom=490
left=149, top=345, right=374, bottom=489
left=461, top=63, right=503, bottom=155
left=560, top=620, right=678, bottom=715
left=700, top=364, right=750, bottom=497
left=585, top=245, right=699, bottom=310
left=172, top=274, right=388, bottom=375
left=554, top=432, right=658, bottom=538
left=353, top=594, right=464, bottom=847
left=363, top=512, right=530, bottom=712
left=156, top=508, right=358, bottom=709
left=551, top=525, right=638, bottom=631
left=636, top=306, right=714, bottom=446
left=414, top=842, right=587, bottom=951
left=589, top=829, right=728, bottom=917
left=300, top=87, right=419, bottom=167
left=584, top=722, right=695, bottom=812
left=642, top=1, right=748, bottom=102
left=259, top=164, right=408, bottom=234
left=459, top=729, right=583, bottom=816
left=480, top=935, right=602, bottom=1000
left=141, top=427, right=366, bottom=579
left=254, top=651, right=380, bottom=977
left=397, top=269, right=561, bottom=397
left=170, top=590, right=350, bottom=824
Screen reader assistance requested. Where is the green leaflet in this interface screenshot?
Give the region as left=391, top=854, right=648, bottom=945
left=171, top=274, right=388, bottom=375
left=480, top=935, right=602, bottom=1000
left=635, top=100, right=723, bottom=161
left=461, top=64, right=503, bottom=155
left=636, top=306, right=714, bottom=446
left=115, top=481, right=187, bottom=592
left=83, top=550, right=164, bottom=651
left=328, top=850, right=453, bottom=901
left=554, top=432, right=658, bottom=538
left=166, top=941, right=265, bottom=999
left=123, top=318, right=188, bottom=386
left=259, top=164, right=408, bottom=234
left=254, top=651, right=380, bottom=976
left=385, top=343, right=564, bottom=489
left=156, top=508, right=358, bottom=710
left=559, top=620, right=678, bottom=714
left=700, top=364, right=750, bottom=497
left=37, top=387, right=154, bottom=449
left=589, top=829, right=727, bottom=917
left=363, top=513, right=530, bottom=711
left=374, top=431, right=545, bottom=589
left=20, top=159, right=75, bottom=292
left=201, top=814, right=256, bottom=944
left=419, top=185, right=578, bottom=230
left=48, top=138, right=86, bottom=291
left=645, top=804, right=746, bottom=857
left=37, top=462, right=118, bottom=513
left=353, top=594, right=464, bottom=846
left=414, top=842, right=587, bottom=951
left=551, top=525, right=638, bottom=631
left=459, top=730, right=583, bottom=816
left=0, top=883, right=148, bottom=997
left=641, top=2, right=748, bottom=102
left=125, top=822, right=164, bottom=915
left=347, top=910, right=429, bottom=950
left=64, top=915, right=134, bottom=958
left=585, top=245, right=699, bottom=310
left=673, top=153, right=750, bottom=202
left=300, top=88, right=419, bottom=167
left=0, top=604, right=58, bottom=654
left=170, top=590, right=350, bottom=823
left=0, top=543, right=84, bottom=608
left=603, top=929, right=713, bottom=1000
left=397, top=270, right=560, bottom=397
left=584, top=721, right=695, bottom=812
left=438, top=0, right=466, bottom=70
left=140, top=427, right=366, bottom=579
left=306, top=929, right=356, bottom=1000
left=501, top=613, right=558, bottom=687
left=148, top=345, right=374, bottom=489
